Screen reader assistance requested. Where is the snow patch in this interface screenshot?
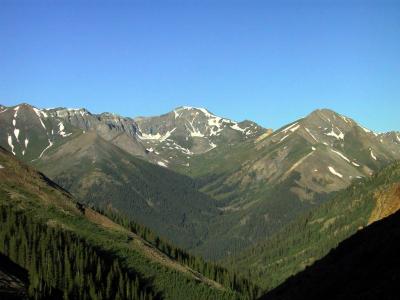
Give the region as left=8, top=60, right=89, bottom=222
left=161, top=128, right=177, bottom=141
left=230, top=123, right=245, bottom=132
left=14, top=128, right=20, bottom=141
left=328, top=166, right=343, bottom=178
left=33, top=107, right=48, bottom=118
left=340, top=115, right=350, bottom=123
left=7, top=134, right=15, bottom=155
left=177, top=106, right=246, bottom=136
left=305, top=128, right=318, bottom=142
left=54, top=108, right=88, bottom=118
left=280, top=122, right=299, bottom=134
left=139, top=128, right=176, bottom=142
left=188, top=123, right=204, bottom=137
left=12, top=119, right=16, bottom=126
left=173, top=142, right=193, bottom=155
left=325, top=127, right=344, bottom=140
left=13, top=106, right=19, bottom=118
left=359, top=125, right=370, bottom=133
left=312, top=146, right=316, bottom=151
left=24, top=138, right=29, bottom=148
left=204, top=141, right=217, bottom=153
left=370, top=149, right=377, bottom=160
left=157, top=161, right=168, bottom=168
left=58, top=122, right=72, bottom=137
left=280, top=134, right=290, bottom=142
left=330, top=149, right=350, bottom=163
left=39, top=139, right=53, bottom=158
left=289, top=124, right=300, bottom=132
left=33, top=108, right=47, bottom=129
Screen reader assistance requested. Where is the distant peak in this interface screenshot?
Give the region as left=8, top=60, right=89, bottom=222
left=305, top=108, right=353, bottom=123
left=174, top=106, right=212, bottom=114
left=172, top=106, right=220, bottom=119
left=304, top=108, right=380, bottom=135
left=18, top=102, right=32, bottom=107
left=307, top=108, right=339, bottom=117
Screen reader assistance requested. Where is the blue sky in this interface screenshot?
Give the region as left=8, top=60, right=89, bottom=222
left=1, top=0, right=399, bottom=131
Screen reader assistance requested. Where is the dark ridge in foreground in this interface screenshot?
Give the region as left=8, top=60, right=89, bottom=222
left=0, top=253, right=28, bottom=300
left=260, top=208, right=400, bottom=300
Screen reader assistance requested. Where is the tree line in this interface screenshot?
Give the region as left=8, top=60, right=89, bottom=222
left=0, top=205, right=157, bottom=300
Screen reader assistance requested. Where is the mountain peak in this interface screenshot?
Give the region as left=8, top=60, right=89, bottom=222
left=301, top=108, right=359, bottom=131
left=306, top=108, right=345, bottom=119
left=173, top=106, right=217, bottom=119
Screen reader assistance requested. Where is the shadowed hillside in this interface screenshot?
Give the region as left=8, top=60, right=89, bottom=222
left=224, top=161, right=400, bottom=291
left=0, top=253, right=29, bottom=300
left=260, top=209, right=400, bottom=300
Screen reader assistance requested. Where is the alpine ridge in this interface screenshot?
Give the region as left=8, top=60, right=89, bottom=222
left=1, top=103, right=399, bottom=259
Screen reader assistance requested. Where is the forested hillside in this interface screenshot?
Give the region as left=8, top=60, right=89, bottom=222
left=181, top=109, right=400, bottom=258
left=260, top=208, right=400, bottom=300
left=33, top=131, right=221, bottom=250
left=0, top=146, right=258, bottom=299
left=225, top=161, right=400, bottom=292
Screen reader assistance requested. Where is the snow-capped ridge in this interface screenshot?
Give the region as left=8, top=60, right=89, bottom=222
left=49, top=107, right=91, bottom=118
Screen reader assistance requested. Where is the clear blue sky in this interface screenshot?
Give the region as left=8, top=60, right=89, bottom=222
left=1, top=0, right=399, bottom=132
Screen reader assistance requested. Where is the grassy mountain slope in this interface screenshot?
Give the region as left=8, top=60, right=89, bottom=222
left=260, top=208, right=400, bottom=300
left=184, top=109, right=400, bottom=258
left=0, top=146, right=243, bottom=300
left=33, top=131, right=221, bottom=250
left=224, top=161, right=400, bottom=291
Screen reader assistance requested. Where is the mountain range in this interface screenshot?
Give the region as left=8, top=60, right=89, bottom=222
left=1, top=103, right=400, bottom=259
left=1, top=102, right=400, bottom=299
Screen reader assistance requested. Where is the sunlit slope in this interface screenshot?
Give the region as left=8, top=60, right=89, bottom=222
left=33, top=131, right=221, bottom=250
left=0, top=147, right=239, bottom=300
left=225, top=161, right=400, bottom=292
